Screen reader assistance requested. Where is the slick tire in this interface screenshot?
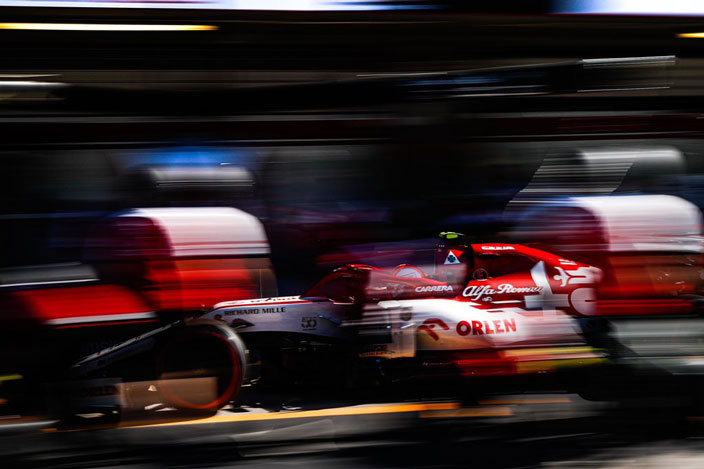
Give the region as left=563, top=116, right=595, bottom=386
left=156, top=322, right=246, bottom=412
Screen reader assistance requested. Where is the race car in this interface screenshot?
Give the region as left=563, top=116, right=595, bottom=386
left=60, top=233, right=606, bottom=414
left=191, top=233, right=605, bottom=402
left=57, top=204, right=704, bottom=414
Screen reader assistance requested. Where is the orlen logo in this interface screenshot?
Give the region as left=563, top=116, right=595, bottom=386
left=415, top=285, right=453, bottom=293
left=418, top=318, right=449, bottom=341
left=456, top=318, right=517, bottom=336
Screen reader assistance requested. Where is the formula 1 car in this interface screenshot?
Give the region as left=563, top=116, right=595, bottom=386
left=188, top=234, right=609, bottom=404
left=61, top=232, right=608, bottom=413
left=31, top=192, right=704, bottom=417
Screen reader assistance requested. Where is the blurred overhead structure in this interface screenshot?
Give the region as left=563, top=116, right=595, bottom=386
left=0, top=55, right=675, bottom=114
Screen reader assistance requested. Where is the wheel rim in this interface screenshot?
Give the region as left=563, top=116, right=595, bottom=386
left=157, top=330, right=241, bottom=410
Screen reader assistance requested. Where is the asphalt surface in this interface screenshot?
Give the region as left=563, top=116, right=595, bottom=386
left=2, top=387, right=704, bottom=468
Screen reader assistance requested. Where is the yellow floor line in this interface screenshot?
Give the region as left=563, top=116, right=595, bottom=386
left=419, top=407, right=513, bottom=418
left=126, top=402, right=461, bottom=428
left=502, top=347, right=600, bottom=357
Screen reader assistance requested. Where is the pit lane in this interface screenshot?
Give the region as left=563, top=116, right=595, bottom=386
left=2, top=389, right=701, bottom=468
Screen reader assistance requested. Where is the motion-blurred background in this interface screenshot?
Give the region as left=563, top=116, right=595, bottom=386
left=5, top=1, right=704, bottom=467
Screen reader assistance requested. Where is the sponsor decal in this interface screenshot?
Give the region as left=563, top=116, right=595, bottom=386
left=462, top=284, right=542, bottom=301
left=301, top=316, right=317, bottom=330
left=418, top=318, right=450, bottom=341
left=415, top=285, right=453, bottom=293
left=481, top=246, right=515, bottom=251
left=444, top=250, right=463, bottom=265
left=225, top=306, right=285, bottom=315
left=526, top=261, right=600, bottom=316
left=552, top=266, right=602, bottom=288
left=569, top=287, right=597, bottom=316
left=456, top=318, right=517, bottom=336
left=61, top=378, right=124, bottom=411
left=525, top=261, right=569, bottom=310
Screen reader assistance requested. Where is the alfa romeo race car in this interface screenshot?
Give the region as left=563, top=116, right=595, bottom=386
left=63, top=233, right=606, bottom=413
left=19, top=198, right=704, bottom=417
left=184, top=234, right=607, bottom=405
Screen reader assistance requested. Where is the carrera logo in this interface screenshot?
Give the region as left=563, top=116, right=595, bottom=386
left=418, top=318, right=450, bottom=341
left=456, top=318, right=517, bottom=336
left=462, top=284, right=543, bottom=301
left=415, top=285, right=453, bottom=293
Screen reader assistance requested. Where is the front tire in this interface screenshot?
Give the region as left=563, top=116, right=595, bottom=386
left=156, top=323, right=246, bottom=411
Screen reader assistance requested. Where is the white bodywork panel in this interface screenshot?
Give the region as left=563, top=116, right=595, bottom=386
left=374, top=299, right=583, bottom=353
left=205, top=295, right=585, bottom=357
left=205, top=296, right=352, bottom=340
